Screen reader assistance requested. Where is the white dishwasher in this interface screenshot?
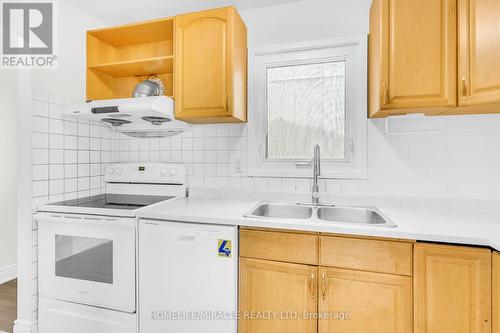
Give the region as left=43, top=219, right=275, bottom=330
left=139, top=219, right=238, bottom=333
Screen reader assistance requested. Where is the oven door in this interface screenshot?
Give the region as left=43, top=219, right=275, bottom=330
left=37, top=213, right=136, bottom=313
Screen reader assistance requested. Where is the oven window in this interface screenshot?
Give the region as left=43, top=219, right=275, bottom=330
left=55, top=235, right=113, bottom=284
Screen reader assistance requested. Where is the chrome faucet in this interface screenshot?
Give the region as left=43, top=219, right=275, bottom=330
left=312, top=144, right=321, bottom=204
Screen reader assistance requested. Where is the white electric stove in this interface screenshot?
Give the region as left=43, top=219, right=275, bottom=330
left=35, top=162, right=187, bottom=333
left=38, top=162, right=186, bottom=217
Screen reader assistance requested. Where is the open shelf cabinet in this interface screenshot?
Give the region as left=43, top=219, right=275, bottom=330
left=86, top=17, right=174, bottom=100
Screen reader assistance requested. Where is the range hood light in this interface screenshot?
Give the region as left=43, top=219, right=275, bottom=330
left=122, top=130, right=182, bottom=138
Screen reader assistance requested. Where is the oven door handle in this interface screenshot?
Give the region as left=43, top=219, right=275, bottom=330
left=34, top=213, right=136, bottom=228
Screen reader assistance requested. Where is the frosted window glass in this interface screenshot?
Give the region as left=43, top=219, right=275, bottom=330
left=266, top=61, right=346, bottom=160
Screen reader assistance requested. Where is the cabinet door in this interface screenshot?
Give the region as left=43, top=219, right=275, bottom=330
left=370, top=0, right=456, bottom=116
left=239, top=258, right=317, bottom=333
left=175, top=8, right=231, bottom=121
left=414, top=243, right=491, bottom=333
left=493, top=252, right=500, bottom=333
left=318, top=267, right=412, bottom=333
left=175, top=7, right=246, bottom=123
left=458, top=0, right=500, bottom=107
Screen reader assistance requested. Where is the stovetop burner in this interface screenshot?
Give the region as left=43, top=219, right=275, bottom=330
left=49, top=194, right=174, bottom=210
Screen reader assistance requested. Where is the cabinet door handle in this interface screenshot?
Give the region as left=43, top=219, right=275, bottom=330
left=227, top=94, right=232, bottom=111
left=309, top=271, right=316, bottom=299
left=461, top=78, right=468, bottom=98
left=383, top=83, right=389, bottom=105
left=321, top=272, right=327, bottom=300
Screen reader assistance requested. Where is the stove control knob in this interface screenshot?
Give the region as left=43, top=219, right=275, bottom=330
left=169, top=169, right=178, bottom=176
left=160, top=169, right=169, bottom=177
left=115, top=167, right=123, bottom=175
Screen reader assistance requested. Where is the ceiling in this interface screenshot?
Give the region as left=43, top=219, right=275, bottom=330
left=70, top=0, right=305, bottom=25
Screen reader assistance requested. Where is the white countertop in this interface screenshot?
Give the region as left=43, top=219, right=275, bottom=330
left=137, top=191, right=500, bottom=250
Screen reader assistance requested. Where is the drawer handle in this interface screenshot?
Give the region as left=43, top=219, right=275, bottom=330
left=321, top=272, right=327, bottom=300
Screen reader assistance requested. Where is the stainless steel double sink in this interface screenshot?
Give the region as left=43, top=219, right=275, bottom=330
left=244, top=202, right=396, bottom=227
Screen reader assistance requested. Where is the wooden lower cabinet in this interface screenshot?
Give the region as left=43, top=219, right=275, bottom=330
left=414, top=243, right=491, bottom=333
left=318, top=267, right=412, bottom=333
left=239, top=230, right=495, bottom=333
left=493, top=252, right=500, bottom=333
left=239, top=257, right=317, bottom=333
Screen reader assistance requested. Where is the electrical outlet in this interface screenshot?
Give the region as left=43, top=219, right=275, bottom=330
left=233, top=157, right=243, bottom=174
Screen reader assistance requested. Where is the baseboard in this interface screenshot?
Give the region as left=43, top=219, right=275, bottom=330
left=0, top=264, right=16, bottom=285
left=13, top=319, right=37, bottom=333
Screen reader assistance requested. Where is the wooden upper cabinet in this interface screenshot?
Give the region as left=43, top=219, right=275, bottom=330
left=414, top=243, right=491, bottom=333
left=318, top=267, right=412, bottom=333
left=370, top=0, right=500, bottom=117
left=239, top=258, right=317, bottom=333
left=369, top=0, right=457, bottom=118
left=455, top=0, right=500, bottom=111
left=174, top=7, right=247, bottom=123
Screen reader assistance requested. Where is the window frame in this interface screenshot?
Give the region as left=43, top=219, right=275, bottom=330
left=248, top=36, right=368, bottom=179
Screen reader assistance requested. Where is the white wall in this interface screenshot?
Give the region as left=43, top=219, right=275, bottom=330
left=0, top=70, right=18, bottom=277
left=240, top=0, right=371, bottom=46
left=31, top=1, right=108, bottom=101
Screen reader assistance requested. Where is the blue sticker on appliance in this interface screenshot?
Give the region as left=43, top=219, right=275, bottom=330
left=218, top=239, right=232, bottom=257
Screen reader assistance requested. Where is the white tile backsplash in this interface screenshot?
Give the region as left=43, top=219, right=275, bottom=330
left=32, top=165, right=49, bottom=181
left=103, top=115, right=500, bottom=200
left=31, top=92, right=111, bottom=208
left=64, top=178, right=77, bottom=193
left=49, top=165, right=64, bottom=179
left=32, top=99, right=49, bottom=117
left=32, top=149, right=49, bottom=165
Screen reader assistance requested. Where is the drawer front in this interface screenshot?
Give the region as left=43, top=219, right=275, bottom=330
left=320, top=236, right=413, bottom=276
left=240, top=229, right=318, bottom=265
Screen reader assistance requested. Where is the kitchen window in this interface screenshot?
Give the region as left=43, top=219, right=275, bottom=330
left=248, top=37, right=367, bottom=178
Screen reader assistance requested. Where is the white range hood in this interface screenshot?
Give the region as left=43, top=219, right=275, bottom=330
left=63, top=96, right=189, bottom=137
